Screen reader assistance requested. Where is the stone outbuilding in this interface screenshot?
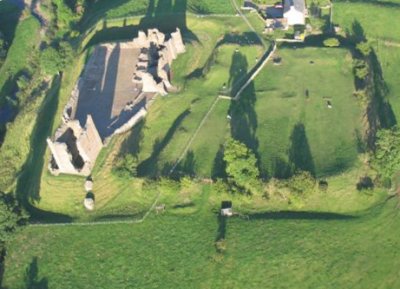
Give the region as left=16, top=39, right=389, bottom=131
left=221, top=201, right=233, bottom=217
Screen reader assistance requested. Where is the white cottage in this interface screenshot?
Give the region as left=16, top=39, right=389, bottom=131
left=283, top=0, right=306, bottom=26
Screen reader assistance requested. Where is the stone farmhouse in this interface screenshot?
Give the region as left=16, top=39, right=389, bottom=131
left=244, top=0, right=307, bottom=29
left=283, top=0, right=307, bottom=26
left=47, top=28, right=185, bottom=176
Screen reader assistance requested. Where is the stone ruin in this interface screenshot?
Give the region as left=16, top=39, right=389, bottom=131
left=47, top=28, right=186, bottom=176
left=132, top=28, right=186, bottom=95
left=47, top=115, right=102, bottom=176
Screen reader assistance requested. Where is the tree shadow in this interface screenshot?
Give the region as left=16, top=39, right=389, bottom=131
left=23, top=257, right=48, bottom=289
left=0, top=1, right=22, bottom=45
left=211, top=145, right=226, bottom=180
left=185, top=32, right=262, bottom=82
left=370, top=49, right=396, bottom=129
left=138, top=109, right=191, bottom=177
left=228, top=52, right=260, bottom=157
left=215, top=214, right=226, bottom=241
left=84, top=0, right=198, bottom=47
left=288, top=123, right=315, bottom=176
left=271, top=157, right=292, bottom=179
left=119, top=119, right=145, bottom=156
left=248, top=210, right=356, bottom=220
left=138, top=0, right=198, bottom=42
left=163, top=149, right=196, bottom=179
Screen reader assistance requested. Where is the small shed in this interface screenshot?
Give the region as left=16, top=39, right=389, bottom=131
left=221, top=201, right=233, bottom=217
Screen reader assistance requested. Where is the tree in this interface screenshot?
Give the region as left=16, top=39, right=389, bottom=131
left=223, top=138, right=260, bottom=194
left=40, top=42, right=74, bottom=75
left=40, top=47, right=63, bottom=75
left=353, top=59, right=369, bottom=80
left=356, top=41, right=372, bottom=56
left=373, top=127, right=400, bottom=179
left=323, top=37, right=340, bottom=47
left=0, top=192, right=27, bottom=245
left=113, top=154, right=138, bottom=178
left=286, top=171, right=316, bottom=195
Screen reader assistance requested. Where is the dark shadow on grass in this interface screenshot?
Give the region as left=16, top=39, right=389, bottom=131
left=216, top=214, right=226, bottom=241
left=119, top=119, right=145, bottom=156
left=138, top=109, right=191, bottom=177
left=271, top=157, right=292, bottom=179
left=94, top=213, right=144, bottom=222
left=14, top=75, right=73, bottom=223
left=370, top=49, right=396, bottom=129
left=24, top=257, right=48, bottom=289
left=228, top=52, right=260, bottom=153
left=334, top=0, right=400, bottom=8
left=0, top=2, right=22, bottom=44
left=211, top=145, right=226, bottom=180
left=288, top=123, right=315, bottom=176
left=163, top=149, right=196, bottom=179
left=248, top=210, right=356, bottom=221
left=85, top=0, right=198, bottom=47
left=185, top=32, right=262, bottom=82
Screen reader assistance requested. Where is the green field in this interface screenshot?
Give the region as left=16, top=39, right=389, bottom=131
left=334, top=1, right=400, bottom=42
left=82, top=0, right=236, bottom=29
left=2, top=1, right=400, bottom=288
left=138, top=46, right=363, bottom=179
left=3, top=190, right=399, bottom=289
left=334, top=0, right=400, bottom=126
left=253, top=47, right=362, bottom=177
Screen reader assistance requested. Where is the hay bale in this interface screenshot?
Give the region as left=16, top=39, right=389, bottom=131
left=84, top=180, right=93, bottom=192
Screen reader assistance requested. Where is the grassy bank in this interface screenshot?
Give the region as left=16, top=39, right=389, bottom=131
left=2, top=190, right=399, bottom=289
left=0, top=16, right=40, bottom=102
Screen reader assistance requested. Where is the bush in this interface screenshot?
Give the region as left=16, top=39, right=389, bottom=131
left=356, top=41, right=372, bottom=56
left=40, top=41, right=74, bottom=75
left=373, top=127, right=400, bottom=179
left=212, top=179, right=230, bottom=195
left=353, top=59, right=369, bottom=80
left=215, top=239, right=227, bottom=253
left=113, top=154, right=138, bottom=178
left=323, top=38, right=340, bottom=47
left=286, top=171, right=316, bottom=195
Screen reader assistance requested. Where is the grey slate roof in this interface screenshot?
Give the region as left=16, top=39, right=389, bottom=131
left=284, top=0, right=306, bottom=13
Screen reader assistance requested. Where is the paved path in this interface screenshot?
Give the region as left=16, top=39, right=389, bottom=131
left=233, top=42, right=276, bottom=100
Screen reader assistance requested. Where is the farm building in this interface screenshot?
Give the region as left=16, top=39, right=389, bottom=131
left=283, top=0, right=306, bottom=26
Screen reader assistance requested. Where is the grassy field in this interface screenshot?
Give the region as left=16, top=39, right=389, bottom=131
left=252, top=46, right=363, bottom=178
left=2, top=189, right=399, bottom=289
left=334, top=1, right=400, bottom=42
left=82, top=0, right=236, bottom=29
